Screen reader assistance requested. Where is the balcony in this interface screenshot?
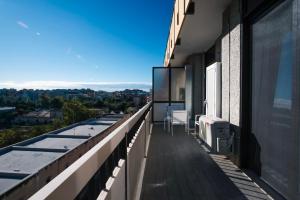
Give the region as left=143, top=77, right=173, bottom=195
left=141, top=125, right=272, bottom=200
left=23, top=102, right=278, bottom=200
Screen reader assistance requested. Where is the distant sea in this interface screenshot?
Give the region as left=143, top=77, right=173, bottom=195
left=0, top=81, right=152, bottom=92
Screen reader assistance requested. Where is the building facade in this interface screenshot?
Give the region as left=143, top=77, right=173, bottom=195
left=13, top=110, right=63, bottom=125
left=159, top=0, right=300, bottom=199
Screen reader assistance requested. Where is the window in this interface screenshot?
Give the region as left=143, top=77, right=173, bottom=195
left=171, top=68, right=185, bottom=101
left=250, top=1, right=300, bottom=198
left=152, top=67, right=186, bottom=121
left=153, top=68, right=169, bottom=101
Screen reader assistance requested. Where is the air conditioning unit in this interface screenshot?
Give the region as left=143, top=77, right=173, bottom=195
left=199, top=115, right=232, bottom=154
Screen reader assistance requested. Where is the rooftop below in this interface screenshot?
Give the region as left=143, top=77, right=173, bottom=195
left=0, top=150, right=63, bottom=174
left=25, top=137, right=87, bottom=150
left=55, top=124, right=112, bottom=137
left=0, top=114, right=123, bottom=197
left=0, top=176, right=25, bottom=195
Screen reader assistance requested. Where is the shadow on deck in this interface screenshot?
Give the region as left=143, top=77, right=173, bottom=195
left=141, top=124, right=272, bottom=200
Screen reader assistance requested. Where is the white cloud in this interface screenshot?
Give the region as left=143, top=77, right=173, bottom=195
left=0, top=81, right=151, bottom=92
left=17, top=21, right=29, bottom=29
left=36, top=32, right=41, bottom=36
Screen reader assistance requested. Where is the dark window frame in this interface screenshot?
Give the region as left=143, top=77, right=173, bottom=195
left=152, top=67, right=185, bottom=122
left=240, top=0, right=285, bottom=171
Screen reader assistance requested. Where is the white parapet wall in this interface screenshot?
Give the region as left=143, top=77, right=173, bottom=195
left=144, top=111, right=151, bottom=157
left=127, top=121, right=146, bottom=200
left=98, top=159, right=126, bottom=200
left=97, top=110, right=152, bottom=200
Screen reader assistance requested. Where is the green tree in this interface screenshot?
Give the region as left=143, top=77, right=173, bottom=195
left=126, top=107, right=137, bottom=114
left=15, top=99, right=35, bottom=114
left=0, top=129, right=21, bottom=148
left=50, top=97, right=64, bottom=109
left=40, top=94, right=50, bottom=109
left=52, top=118, right=65, bottom=129
left=63, top=100, right=90, bottom=124
left=31, top=126, right=45, bottom=137
left=94, top=100, right=104, bottom=108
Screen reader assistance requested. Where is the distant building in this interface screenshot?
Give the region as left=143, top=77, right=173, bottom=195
left=14, top=110, right=63, bottom=125
left=0, top=107, right=16, bottom=113
left=88, top=108, right=106, bottom=117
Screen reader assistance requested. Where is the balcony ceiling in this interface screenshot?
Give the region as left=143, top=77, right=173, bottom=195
left=170, top=0, right=232, bottom=67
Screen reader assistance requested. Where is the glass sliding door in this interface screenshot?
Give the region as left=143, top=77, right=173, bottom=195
left=153, top=68, right=169, bottom=102
left=153, top=68, right=170, bottom=122
left=251, top=0, right=300, bottom=198
left=152, top=67, right=185, bottom=122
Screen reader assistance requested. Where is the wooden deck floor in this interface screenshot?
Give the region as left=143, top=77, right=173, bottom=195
left=140, top=125, right=272, bottom=200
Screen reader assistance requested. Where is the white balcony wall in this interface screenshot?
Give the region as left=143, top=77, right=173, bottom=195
left=99, top=160, right=126, bottom=200
left=99, top=115, right=152, bottom=200
left=127, top=121, right=146, bottom=200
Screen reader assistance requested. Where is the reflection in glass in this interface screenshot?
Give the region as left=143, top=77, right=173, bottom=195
left=251, top=1, right=295, bottom=198
left=153, top=68, right=169, bottom=101
left=171, top=68, right=185, bottom=101
left=153, top=103, right=169, bottom=121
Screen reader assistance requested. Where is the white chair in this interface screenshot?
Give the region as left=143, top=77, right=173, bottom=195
left=163, top=111, right=171, bottom=132
left=171, top=110, right=190, bottom=136
left=194, top=114, right=201, bottom=136
left=163, top=105, right=184, bottom=132
left=163, top=106, right=172, bottom=132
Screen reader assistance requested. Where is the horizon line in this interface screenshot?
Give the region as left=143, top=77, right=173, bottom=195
left=0, top=81, right=152, bottom=92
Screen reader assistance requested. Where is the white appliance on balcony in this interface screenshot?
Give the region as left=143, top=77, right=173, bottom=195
left=199, top=115, right=231, bottom=153
left=198, top=62, right=232, bottom=154
left=205, top=62, right=221, bottom=117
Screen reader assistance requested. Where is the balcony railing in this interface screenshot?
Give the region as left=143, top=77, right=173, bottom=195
left=29, top=102, right=152, bottom=200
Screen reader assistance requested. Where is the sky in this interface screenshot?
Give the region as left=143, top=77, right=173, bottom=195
left=0, top=0, right=173, bottom=91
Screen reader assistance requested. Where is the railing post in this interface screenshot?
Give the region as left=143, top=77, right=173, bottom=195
left=125, top=132, right=128, bottom=200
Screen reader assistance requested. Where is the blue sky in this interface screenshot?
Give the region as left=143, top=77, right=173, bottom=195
left=0, top=0, right=173, bottom=91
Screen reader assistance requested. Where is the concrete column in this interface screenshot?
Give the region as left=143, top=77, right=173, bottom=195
left=221, top=0, right=242, bottom=165
left=229, top=0, right=241, bottom=127
left=221, top=0, right=241, bottom=127
left=185, top=54, right=205, bottom=117
left=221, top=8, right=230, bottom=122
